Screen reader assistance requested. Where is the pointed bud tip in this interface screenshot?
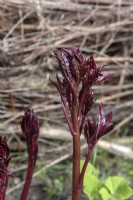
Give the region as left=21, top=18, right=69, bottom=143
left=21, top=108, right=39, bottom=138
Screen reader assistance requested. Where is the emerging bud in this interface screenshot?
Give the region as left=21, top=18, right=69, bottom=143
left=20, top=109, right=40, bottom=200
left=84, top=103, right=114, bottom=151
left=52, top=47, right=114, bottom=137
left=21, top=108, right=39, bottom=161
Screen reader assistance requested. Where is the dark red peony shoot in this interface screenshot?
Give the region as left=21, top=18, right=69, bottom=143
left=52, top=47, right=114, bottom=200
left=79, top=103, right=114, bottom=187
left=0, top=136, right=12, bottom=200
left=20, top=108, right=39, bottom=200
left=84, top=103, right=114, bottom=151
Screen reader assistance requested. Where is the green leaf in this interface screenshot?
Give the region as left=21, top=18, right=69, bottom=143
left=84, top=174, right=101, bottom=200
left=99, top=188, right=111, bottom=200
left=104, top=176, right=133, bottom=200
left=84, top=173, right=100, bottom=191
left=80, top=160, right=101, bottom=200
left=80, top=161, right=133, bottom=200
left=105, top=176, right=127, bottom=193
left=80, top=160, right=99, bottom=177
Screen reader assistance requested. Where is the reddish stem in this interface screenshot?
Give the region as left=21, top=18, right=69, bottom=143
left=78, top=89, right=86, bottom=118
left=0, top=193, right=5, bottom=200
left=0, top=175, right=8, bottom=200
left=78, top=149, right=92, bottom=188
left=20, top=159, right=35, bottom=200
left=62, top=102, right=75, bottom=135
left=71, top=104, right=81, bottom=200
left=72, top=134, right=81, bottom=200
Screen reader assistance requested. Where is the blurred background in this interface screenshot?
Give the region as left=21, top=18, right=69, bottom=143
left=0, top=0, right=133, bottom=199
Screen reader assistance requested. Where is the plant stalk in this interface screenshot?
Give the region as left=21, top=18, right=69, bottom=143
left=0, top=173, right=9, bottom=200
left=20, top=159, right=35, bottom=200
left=71, top=104, right=81, bottom=200
left=72, top=134, right=81, bottom=200
left=79, top=149, right=92, bottom=188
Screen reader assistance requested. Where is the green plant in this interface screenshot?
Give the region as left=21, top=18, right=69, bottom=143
left=35, top=163, right=71, bottom=200
left=80, top=160, right=133, bottom=200
left=43, top=175, right=64, bottom=200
